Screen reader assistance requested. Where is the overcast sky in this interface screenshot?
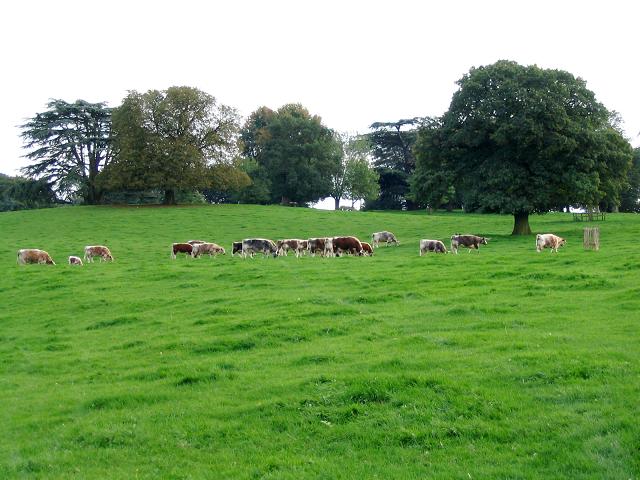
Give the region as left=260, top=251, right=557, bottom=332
left=1, top=0, right=638, bottom=177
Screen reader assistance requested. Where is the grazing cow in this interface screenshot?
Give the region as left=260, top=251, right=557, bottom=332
left=68, top=255, right=83, bottom=266
left=419, top=239, right=447, bottom=256
left=536, top=233, right=566, bottom=253
left=276, top=239, right=306, bottom=258
left=84, top=245, right=114, bottom=263
left=450, top=234, right=489, bottom=254
left=192, top=242, right=226, bottom=258
left=171, top=243, right=193, bottom=259
left=231, top=241, right=243, bottom=257
left=333, top=236, right=363, bottom=256
left=241, top=238, right=278, bottom=258
left=307, top=237, right=328, bottom=257
left=371, top=231, right=399, bottom=248
left=361, top=242, right=374, bottom=256
left=17, top=249, right=55, bottom=265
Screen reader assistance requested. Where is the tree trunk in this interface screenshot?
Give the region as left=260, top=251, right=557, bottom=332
left=512, top=211, right=532, bottom=235
left=163, top=189, right=176, bottom=205
left=334, top=197, right=340, bottom=210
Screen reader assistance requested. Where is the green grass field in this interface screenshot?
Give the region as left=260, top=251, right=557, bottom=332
left=1, top=205, right=639, bottom=479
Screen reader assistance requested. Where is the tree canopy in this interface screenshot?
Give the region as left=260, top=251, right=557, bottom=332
left=367, top=118, right=423, bottom=209
left=413, top=60, right=634, bottom=234
left=106, top=86, right=241, bottom=204
left=240, top=104, right=341, bottom=204
left=20, top=99, right=113, bottom=204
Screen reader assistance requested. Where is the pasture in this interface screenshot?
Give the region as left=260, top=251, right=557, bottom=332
left=1, top=205, right=639, bottom=479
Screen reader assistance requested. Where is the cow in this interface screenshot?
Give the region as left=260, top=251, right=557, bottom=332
left=68, top=255, right=83, bottom=266
left=17, top=249, right=55, bottom=265
left=361, top=242, right=374, bottom=256
left=307, top=237, right=328, bottom=257
left=450, top=234, right=489, bottom=254
left=276, top=239, right=306, bottom=258
left=371, top=231, right=399, bottom=248
left=419, top=239, right=447, bottom=256
left=241, top=238, right=278, bottom=258
left=192, top=242, right=226, bottom=258
left=333, top=236, right=363, bottom=256
left=171, top=243, right=193, bottom=259
left=536, top=233, right=566, bottom=253
left=84, top=245, right=114, bottom=263
left=231, top=241, right=243, bottom=257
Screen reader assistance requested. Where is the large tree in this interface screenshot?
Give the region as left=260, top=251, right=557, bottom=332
left=367, top=118, right=423, bottom=209
left=107, top=86, right=240, bottom=204
left=20, top=99, right=113, bottom=204
left=240, top=104, right=341, bottom=204
left=329, top=133, right=378, bottom=209
left=413, top=60, right=633, bottom=234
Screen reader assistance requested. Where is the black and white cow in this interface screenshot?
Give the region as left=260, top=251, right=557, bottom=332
left=241, top=238, right=278, bottom=258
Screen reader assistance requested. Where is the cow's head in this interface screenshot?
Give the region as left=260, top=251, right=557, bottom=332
left=481, top=237, right=489, bottom=245
left=103, top=253, right=114, bottom=261
left=559, top=238, right=567, bottom=247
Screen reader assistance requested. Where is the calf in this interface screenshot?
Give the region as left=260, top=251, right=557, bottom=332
left=192, top=242, right=226, bottom=258
left=536, top=233, right=566, bottom=253
left=68, top=255, right=83, bottom=266
left=241, top=238, right=278, bottom=258
left=333, top=236, right=363, bottom=256
left=371, top=231, right=399, bottom=248
left=276, top=239, right=306, bottom=258
left=361, top=242, right=374, bottom=256
left=231, top=241, right=243, bottom=257
left=172, top=243, right=193, bottom=259
left=419, top=239, right=447, bottom=256
left=17, top=249, right=55, bottom=265
left=84, top=245, right=114, bottom=263
left=450, top=234, right=488, bottom=254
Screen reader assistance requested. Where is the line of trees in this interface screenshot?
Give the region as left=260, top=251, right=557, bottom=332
left=15, top=61, right=640, bottom=233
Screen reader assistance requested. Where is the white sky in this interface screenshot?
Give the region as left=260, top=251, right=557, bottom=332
left=1, top=0, right=638, bottom=177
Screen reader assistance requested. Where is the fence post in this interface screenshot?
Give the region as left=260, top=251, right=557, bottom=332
left=583, top=227, right=600, bottom=251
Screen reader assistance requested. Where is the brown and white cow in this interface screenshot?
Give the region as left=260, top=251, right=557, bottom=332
left=17, top=249, right=55, bottom=265
left=450, top=234, right=488, bottom=254
left=68, top=255, right=83, bottom=266
left=192, top=242, right=226, bottom=258
left=333, top=236, right=363, bottom=256
left=231, top=241, right=243, bottom=257
left=241, top=238, right=278, bottom=258
left=419, top=239, right=447, bottom=256
left=84, top=245, right=114, bottom=263
left=171, top=243, right=193, bottom=259
left=371, top=231, right=399, bottom=248
left=536, top=233, right=566, bottom=253
left=307, top=238, right=328, bottom=257
left=276, top=239, right=306, bottom=258
left=361, top=242, right=374, bottom=256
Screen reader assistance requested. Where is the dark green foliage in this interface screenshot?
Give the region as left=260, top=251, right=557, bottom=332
left=619, top=148, right=640, bottom=212
left=106, top=86, right=242, bottom=204
left=412, top=60, right=634, bottom=233
left=0, top=174, right=57, bottom=211
left=240, top=104, right=342, bottom=204
left=20, top=99, right=113, bottom=204
left=367, top=118, right=424, bottom=209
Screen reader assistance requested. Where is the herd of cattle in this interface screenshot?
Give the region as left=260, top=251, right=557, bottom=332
left=16, top=232, right=567, bottom=265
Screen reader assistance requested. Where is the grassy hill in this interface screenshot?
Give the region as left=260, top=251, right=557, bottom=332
left=1, top=205, right=638, bottom=479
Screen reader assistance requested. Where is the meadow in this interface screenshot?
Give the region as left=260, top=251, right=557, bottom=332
left=0, top=205, right=638, bottom=479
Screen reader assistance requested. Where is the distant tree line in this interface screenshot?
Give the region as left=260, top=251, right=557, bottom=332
left=15, top=61, right=639, bottom=232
